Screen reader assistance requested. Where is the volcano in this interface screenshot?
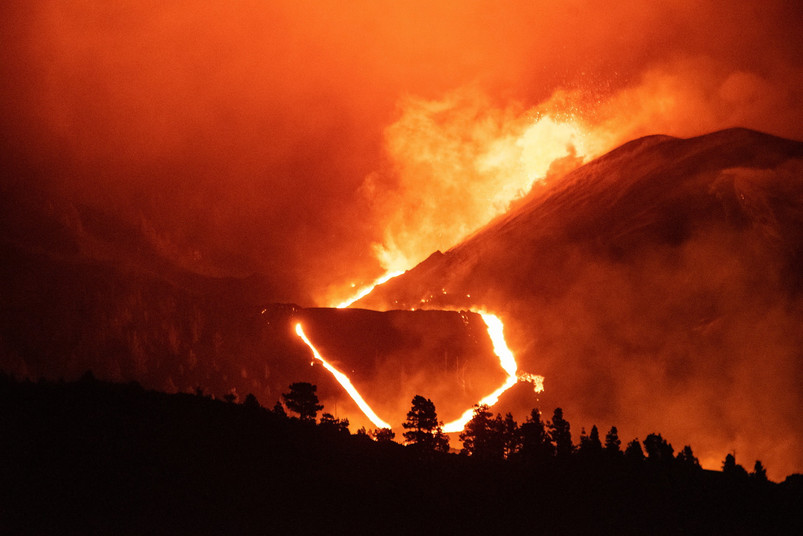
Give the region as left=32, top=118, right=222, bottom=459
left=2, top=127, right=801, bottom=479
left=357, top=127, right=803, bottom=478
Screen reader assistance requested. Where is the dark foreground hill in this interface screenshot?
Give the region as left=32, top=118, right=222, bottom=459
left=357, top=128, right=803, bottom=479
left=1, top=375, right=801, bottom=535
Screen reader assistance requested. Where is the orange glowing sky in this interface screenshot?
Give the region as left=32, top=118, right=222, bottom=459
left=2, top=1, right=801, bottom=303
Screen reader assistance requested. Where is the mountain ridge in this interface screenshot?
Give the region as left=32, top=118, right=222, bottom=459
left=358, top=127, right=803, bottom=310
left=355, top=127, right=803, bottom=479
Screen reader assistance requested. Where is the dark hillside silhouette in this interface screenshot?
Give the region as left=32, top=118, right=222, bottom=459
left=1, top=374, right=800, bottom=534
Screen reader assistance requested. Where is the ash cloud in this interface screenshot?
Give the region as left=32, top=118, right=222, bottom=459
left=2, top=1, right=801, bottom=304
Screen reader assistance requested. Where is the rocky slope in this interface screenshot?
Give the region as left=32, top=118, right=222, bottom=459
left=357, top=128, right=803, bottom=478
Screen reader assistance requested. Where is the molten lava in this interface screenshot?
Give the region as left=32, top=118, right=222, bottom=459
left=294, top=312, right=542, bottom=433
left=295, top=323, right=391, bottom=429
left=336, top=270, right=404, bottom=309
left=442, top=313, right=543, bottom=433
left=479, top=313, right=517, bottom=377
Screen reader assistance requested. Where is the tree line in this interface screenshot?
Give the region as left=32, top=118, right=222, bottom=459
left=271, top=381, right=770, bottom=481
left=3, top=372, right=799, bottom=533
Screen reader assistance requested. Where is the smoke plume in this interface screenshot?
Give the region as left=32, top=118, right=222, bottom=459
left=2, top=1, right=800, bottom=304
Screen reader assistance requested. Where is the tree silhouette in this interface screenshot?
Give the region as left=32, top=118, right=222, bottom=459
left=272, top=401, right=287, bottom=417
left=722, top=453, right=736, bottom=471
left=579, top=425, right=602, bottom=459
left=282, top=382, right=323, bottom=422
left=624, top=439, right=645, bottom=462
left=501, top=413, right=521, bottom=459
left=520, top=408, right=553, bottom=462
left=372, top=427, right=396, bottom=443
left=676, top=445, right=700, bottom=469
left=589, top=425, right=601, bottom=450
left=402, top=395, right=449, bottom=452
left=319, top=413, right=350, bottom=434
left=750, top=460, right=768, bottom=482
left=643, top=433, right=674, bottom=464
left=243, top=393, right=260, bottom=410
left=403, top=395, right=437, bottom=444
left=722, top=453, right=748, bottom=478
left=432, top=427, right=450, bottom=453
left=548, top=408, right=573, bottom=459
left=459, top=405, right=505, bottom=460
left=604, top=426, right=621, bottom=456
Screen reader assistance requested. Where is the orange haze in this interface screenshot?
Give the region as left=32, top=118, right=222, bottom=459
left=2, top=1, right=801, bottom=301
left=2, top=1, right=802, bottom=478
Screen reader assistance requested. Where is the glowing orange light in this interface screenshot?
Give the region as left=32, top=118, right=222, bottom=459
left=480, top=313, right=517, bottom=377
left=295, top=323, right=391, bottom=429
left=368, top=96, right=600, bottom=282
left=442, top=312, right=543, bottom=433
left=335, top=270, right=404, bottom=309
left=294, top=312, right=542, bottom=434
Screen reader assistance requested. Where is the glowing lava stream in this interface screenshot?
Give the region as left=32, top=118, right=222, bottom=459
left=294, top=313, right=543, bottom=433
left=442, top=312, right=543, bottom=433
left=295, top=323, right=392, bottom=429
left=335, top=270, right=404, bottom=309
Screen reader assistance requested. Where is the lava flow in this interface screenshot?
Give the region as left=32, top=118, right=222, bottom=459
left=294, top=312, right=543, bottom=433
left=295, top=323, right=391, bottom=429
left=335, top=270, right=404, bottom=309
left=442, top=312, right=543, bottom=433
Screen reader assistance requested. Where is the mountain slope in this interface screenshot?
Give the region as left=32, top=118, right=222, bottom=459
left=2, top=128, right=801, bottom=477
left=358, top=128, right=803, bottom=478
left=0, top=196, right=503, bottom=430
